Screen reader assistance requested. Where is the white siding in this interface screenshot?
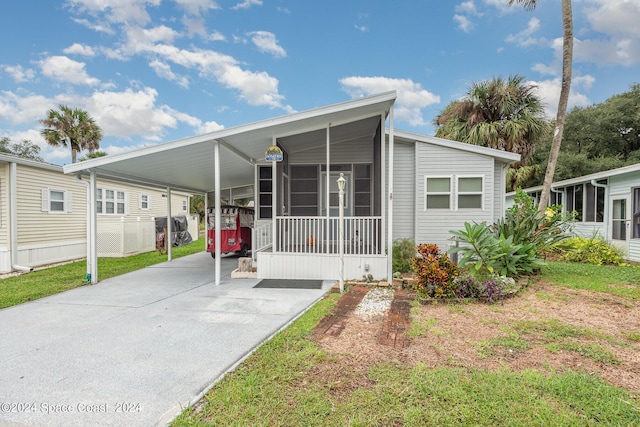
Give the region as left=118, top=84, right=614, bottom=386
left=388, top=141, right=414, bottom=241
left=0, top=164, right=9, bottom=248
left=414, top=143, right=496, bottom=251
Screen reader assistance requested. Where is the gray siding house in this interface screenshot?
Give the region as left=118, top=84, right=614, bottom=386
left=65, top=92, right=519, bottom=284
left=506, top=163, right=640, bottom=262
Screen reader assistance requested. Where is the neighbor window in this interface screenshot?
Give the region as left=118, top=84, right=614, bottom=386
left=457, top=177, right=483, bottom=209
left=140, top=194, right=150, bottom=210
left=584, top=181, right=605, bottom=223
left=424, top=177, right=451, bottom=210
left=42, top=189, right=71, bottom=213
left=97, top=188, right=126, bottom=215
left=182, top=200, right=188, bottom=211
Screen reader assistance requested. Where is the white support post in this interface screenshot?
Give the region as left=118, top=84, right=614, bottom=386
left=325, top=125, right=331, bottom=221
left=89, top=170, right=98, bottom=283
left=387, top=107, right=395, bottom=283
left=271, top=136, right=277, bottom=253
left=252, top=164, right=258, bottom=262
left=214, top=140, right=221, bottom=285
left=166, top=187, right=172, bottom=261
left=380, top=113, right=386, bottom=274
left=204, top=192, right=208, bottom=251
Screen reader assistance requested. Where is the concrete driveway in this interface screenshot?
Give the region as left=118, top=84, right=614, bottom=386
left=0, top=252, right=332, bottom=427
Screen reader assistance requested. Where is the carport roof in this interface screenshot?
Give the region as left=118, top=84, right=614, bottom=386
left=63, top=91, right=396, bottom=194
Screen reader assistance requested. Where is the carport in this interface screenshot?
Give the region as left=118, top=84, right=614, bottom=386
left=63, top=91, right=396, bottom=285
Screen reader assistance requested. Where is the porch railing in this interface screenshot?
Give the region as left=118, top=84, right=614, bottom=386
left=274, top=216, right=382, bottom=255
left=254, top=223, right=272, bottom=252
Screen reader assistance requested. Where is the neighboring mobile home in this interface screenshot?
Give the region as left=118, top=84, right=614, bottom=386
left=64, top=91, right=519, bottom=284
left=506, top=163, right=640, bottom=262
left=0, top=153, right=194, bottom=273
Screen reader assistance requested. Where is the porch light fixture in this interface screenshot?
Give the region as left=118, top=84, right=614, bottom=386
left=337, top=173, right=346, bottom=293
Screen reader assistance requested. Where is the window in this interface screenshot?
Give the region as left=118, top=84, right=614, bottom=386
left=457, top=177, right=483, bottom=209
left=584, top=182, right=605, bottom=223
left=183, top=200, right=188, bottom=211
left=97, top=188, right=127, bottom=215
left=634, top=188, right=640, bottom=239
left=258, top=166, right=273, bottom=219
left=139, top=194, right=150, bottom=210
left=565, top=184, right=583, bottom=221
left=42, top=189, right=72, bottom=213
left=424, top=177, right=451, bottom=210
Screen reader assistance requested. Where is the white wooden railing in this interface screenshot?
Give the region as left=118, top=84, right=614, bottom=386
left=254, top=223, right=273, bottom=252
left=274, top=216, right=382, bottom=255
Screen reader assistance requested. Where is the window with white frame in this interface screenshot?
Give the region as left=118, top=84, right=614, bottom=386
left=424, top=177, right=451, bottom=210
left=97, top=188, right=127, bottom=215
left=182, top=200, right=188, bottom=211
left=457, top=177, right=483, bottom=209
left=139, top=194, right=150, bottom=210
left=41, top=189, right=72, bottom=213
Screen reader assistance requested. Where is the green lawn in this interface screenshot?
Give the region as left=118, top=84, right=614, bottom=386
left=172, top=262, right=640, bottom=426
left=0, top=241, right=205, bottom=309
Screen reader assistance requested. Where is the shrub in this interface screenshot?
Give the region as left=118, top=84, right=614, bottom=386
left=493, top=188, right=574, bottom=256
left=453, top=272, right=518, bottom=303
left=411, top=243, right=459, bottom=298
left=449, top=222, right=544, bottom=279
left=392, top=238, right=416, bottom=274
left=560, top=236, right=626, bottom=266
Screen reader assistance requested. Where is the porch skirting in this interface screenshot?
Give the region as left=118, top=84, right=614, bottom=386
left=257, top=252, right=387, bottom=281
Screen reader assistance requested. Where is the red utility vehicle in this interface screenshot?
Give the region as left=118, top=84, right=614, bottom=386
left=207, top=205, right=254, bottom=257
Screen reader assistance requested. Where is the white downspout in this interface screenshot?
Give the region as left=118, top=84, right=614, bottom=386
left=9, top=162, right=33, bottom=272
left=591, top=179, right=609, bottom=240
left=75, top=174, right=92, bottom=281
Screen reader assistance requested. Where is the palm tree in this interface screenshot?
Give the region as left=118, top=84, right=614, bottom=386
left=434, top=75, right=548, bottom=165
left=509, top=0, right=573, bottom=214
left=40, top=105, right=103, bottom=163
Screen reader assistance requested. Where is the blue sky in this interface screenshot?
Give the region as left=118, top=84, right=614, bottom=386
left=1, top=0, right=639, bottom=165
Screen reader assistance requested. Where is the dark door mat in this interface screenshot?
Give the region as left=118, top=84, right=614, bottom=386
left=253, top=279, right=323, bottom=289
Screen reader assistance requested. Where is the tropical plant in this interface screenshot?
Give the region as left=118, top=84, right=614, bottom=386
left=79, top=150, right=108, bottom=161
left=392, top=238, right=416, bottom=274
left=509, top=0, right=574, bottom=214
left=433, top=74, right=549, bottom=166
left=494, top=188, right=574, bottom=255
left=449, top=222, right=545, bottom=278
left=410, top=244, right=459, bottom=298
left=40, top=104, right=103, bottom=163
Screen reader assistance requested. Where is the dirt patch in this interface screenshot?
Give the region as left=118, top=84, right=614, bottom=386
left=311, top=278, right=640, bottom=394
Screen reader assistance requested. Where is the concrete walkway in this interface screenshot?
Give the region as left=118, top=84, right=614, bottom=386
left=0, top=252, right=332, bottom=427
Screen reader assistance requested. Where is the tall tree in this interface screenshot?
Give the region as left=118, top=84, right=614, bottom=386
left=0, top=136, right=44, bottom=161
left=79, top=150, right=108, bottom=161
left=433, top=74, right=548, bottom=165
left=40, top=105, right=103, bottom=163
left=509, top=0, right=573, bottom=214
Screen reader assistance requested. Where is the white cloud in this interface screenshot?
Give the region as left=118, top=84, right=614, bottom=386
left=456, top=1, right=480, bottom=16
left=38, top=56, right=100, bottom=86
left=528, top=75, right=595, bottom=118
left=248, top=31, right=286, bottom=58
left=3, top=65, right=35, bottom=83
left=454, top=14, right=474, bottom=33
left=232, top=0, right=262, bottom=10
left=586, top=0, right=640, bottom=38
left=63, top=43, right=97, bottom=57
left=86, top=87, right=190, bottom=140
left=65, top=0, right=160, bottom=27
left=483, top=0, right=513, bottom=15
left=149, top=60, right=190, bottom=88
left=174, top=0, right=220, bottom=16
left=355, top=25, right=369, bottom=33
left=340, top=76, right=440, bottom=127
left=506, top=17, right=546, bottom=48
left=197, top=120, right=225, bottom=134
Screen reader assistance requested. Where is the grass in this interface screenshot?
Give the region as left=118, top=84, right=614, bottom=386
left=173, top=287, right=640, bottom=426
left=540, top=262, right=640, bottom=300
left=0, top=241, right=205, bottom=309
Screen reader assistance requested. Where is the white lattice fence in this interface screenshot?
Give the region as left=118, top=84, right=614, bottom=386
left=98, top=217, right=156, bottom=257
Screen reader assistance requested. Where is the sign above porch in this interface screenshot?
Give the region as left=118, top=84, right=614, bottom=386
left=265, top=145, right=283, bottom=162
